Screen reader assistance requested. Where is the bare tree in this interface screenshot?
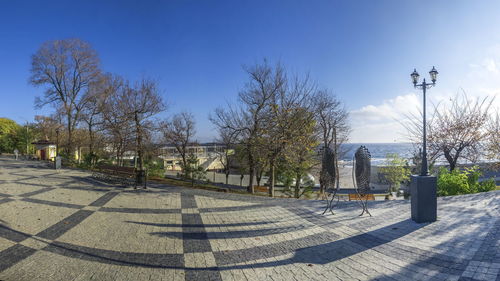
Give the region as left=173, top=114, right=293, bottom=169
left=281, top=107, right=318, bottom=198
left=404, top=92, right=493, bottom=171
left=72, top=128, right=90, bottom=163
left=80, top=74, right=112, bottom=164
left=264, top=73, right=316, bottom=197
left=34, top=115, right=60, bottom=142
left=30, top=39, right=101, bottom=158
left=314, top=90, right=350, bottom=193
left=162, top=112, right=196, bottom=176
left=486, top=111, right=500, bottom=161
left=214, top=128, right=238, bottom=184
left=119, top=78, right=165, bottom=179
left=99, top=75, right=132, bottom=166
left=211, top=60, right=285, bottom=193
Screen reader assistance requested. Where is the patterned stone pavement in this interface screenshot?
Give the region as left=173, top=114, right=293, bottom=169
left=0, top=157, right=499, bottom=281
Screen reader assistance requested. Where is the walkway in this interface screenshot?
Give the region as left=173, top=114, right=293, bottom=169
left=0, top=157, right=498, bottom=281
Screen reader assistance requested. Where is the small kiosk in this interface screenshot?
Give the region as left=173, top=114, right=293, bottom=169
left=31, top=140, right=56, bottom=161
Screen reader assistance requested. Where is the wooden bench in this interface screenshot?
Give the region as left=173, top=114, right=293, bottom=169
left=92, top=164, right=137, bottom=186
left=348, top=193, right=375, bottom=201
left=254, top=186, right=268, bottom=192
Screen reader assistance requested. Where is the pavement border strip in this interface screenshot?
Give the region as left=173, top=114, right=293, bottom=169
left=99, top=207, right=181, bottom=214
left=0, top=198, right=13, bottom=205
left=43, top=241, right=184, bottom=268
left=198, top=203, right=271, bottom=213
left=18, top=187, right=55, bottom=197
left=0, top=225, right=31, bottom=243
left=181, top=194, right=222, bottom=281
left=21, top=197, right=84, bottom=209
left=89, top=191, right=119, bottom=207
left=36, top=210, right=94, bottom=240
left=0, top=244, right=37, bottom=272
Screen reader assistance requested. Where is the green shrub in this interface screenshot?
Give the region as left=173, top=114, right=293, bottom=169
left=478, top=178, right=496, bottom=193
left=378, top=153, right=411, bottom=192
left=437, top=166, right=496, bottom=196
left=145, top=160, right=164, bottom=178
left=437, top=168, right=469, bottom=196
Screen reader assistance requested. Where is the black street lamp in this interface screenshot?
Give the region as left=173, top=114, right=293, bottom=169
left=409, top=66, right=438, bottom=223
left=411, top=66, right=438, bottom=176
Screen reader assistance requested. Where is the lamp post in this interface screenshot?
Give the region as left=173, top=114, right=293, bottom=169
left=409, top=66, right=438, bottom=223
left=55, top=128, right=60, bottom=157
left=25, top=123, right=29, bottom=155
left=411, top=66, right=438, bottom=176
left=54, top=127, right=61, bottom=170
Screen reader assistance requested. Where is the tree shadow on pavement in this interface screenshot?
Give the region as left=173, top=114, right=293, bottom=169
left=216, top=219, right=425, bottom=269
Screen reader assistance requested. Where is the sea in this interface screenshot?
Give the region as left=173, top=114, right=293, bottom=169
left=340, top=143, right=498, bottom=166
left=340, top=143, right=415, bottom=166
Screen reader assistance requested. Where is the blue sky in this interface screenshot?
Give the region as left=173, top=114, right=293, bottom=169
left=1, top=0, right=500, bottom=142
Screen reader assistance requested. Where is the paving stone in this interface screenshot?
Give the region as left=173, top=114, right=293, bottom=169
left=0, top=157, right=499, bottom=280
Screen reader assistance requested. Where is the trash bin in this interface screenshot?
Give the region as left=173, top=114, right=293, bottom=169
left=55, top=156, right=62, bottom=170
left=136, top=169, right=147, bottom=188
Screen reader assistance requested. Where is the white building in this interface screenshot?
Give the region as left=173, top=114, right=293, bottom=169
left=159, top=143, right=230, bottom=171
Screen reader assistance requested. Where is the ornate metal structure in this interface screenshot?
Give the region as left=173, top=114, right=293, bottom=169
left=322, top=147, right=336, bottom=189
left=353, top=145, right=372, bottom=216
left=322, top=147, right=339, bottom=215
left=322, top=145, right=373, bottom=216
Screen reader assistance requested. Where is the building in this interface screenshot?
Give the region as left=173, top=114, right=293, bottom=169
left=159, top=143, right=229, bottom=171
left=31, top=140, right=56, bottom=161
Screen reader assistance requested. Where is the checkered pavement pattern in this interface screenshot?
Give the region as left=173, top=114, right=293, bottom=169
left=0, top=157, right=499, bottom=281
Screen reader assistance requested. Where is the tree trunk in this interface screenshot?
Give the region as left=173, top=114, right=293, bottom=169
left=67, top=126, right=73, bottom=158
left=449, top=159, right=457, bottom=172
left=181, top=153, right=187, bottom=178
left=319, top=147, right=327, bottom=194
left=269, top=160, right=275, bottom=197
left=334, top=157, right=340, bottom=189
left=88, top=123, right=94, bottom=166
left=247, top=145, right=255, bottom=193
left=319, top=170, right=325, bottom=195
left=115, top=147, right=120, bottom=166
left=134, top=112, right=144, bottom=172
left=248, top=164, right=254, bottom=193
left=444, top=150, right=457, bottom=171
left=294, top=173, right=301, bottom=198
left=256, top=169, right=262, bottom=186
left=225, top=172, right=229, bottom=185
left=333, top=127, right=340, bottom=189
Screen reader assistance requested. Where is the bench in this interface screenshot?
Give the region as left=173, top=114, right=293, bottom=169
left=348, top=193, right=375, bottom=201
left=254, top=186, right=268, bottom=192
left=92, top=164, right=137, bottom=186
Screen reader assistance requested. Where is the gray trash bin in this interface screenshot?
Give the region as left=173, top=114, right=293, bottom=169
left=55, top=156, right=62, bottom=170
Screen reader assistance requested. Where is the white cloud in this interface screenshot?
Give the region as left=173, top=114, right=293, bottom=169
left=350, top=89, right=499, bottom=143
left=349, top=94, right=421, bottom=143
left=349, top=47, right=500, bottom=143
left=485, top=59, right=498, bottom=73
